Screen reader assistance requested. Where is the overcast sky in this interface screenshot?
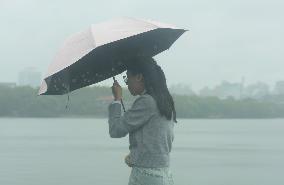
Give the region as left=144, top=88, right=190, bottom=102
left=0, top=0, right=283, bottom=91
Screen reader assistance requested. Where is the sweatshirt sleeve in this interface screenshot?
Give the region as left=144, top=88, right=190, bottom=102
left=108, top=96, right=155, bottom=138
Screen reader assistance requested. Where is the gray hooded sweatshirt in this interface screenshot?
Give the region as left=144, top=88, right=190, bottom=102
left=108, top=93, right=174, bottom=168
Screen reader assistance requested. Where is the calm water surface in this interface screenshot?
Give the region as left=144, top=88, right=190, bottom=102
left=0, top=118, right=283, bottom=185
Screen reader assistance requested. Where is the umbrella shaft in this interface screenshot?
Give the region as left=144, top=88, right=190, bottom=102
left=113, top=76, right=126, bottom=112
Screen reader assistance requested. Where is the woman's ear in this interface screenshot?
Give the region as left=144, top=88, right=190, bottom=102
left=136, top=74, right=144, bottom=82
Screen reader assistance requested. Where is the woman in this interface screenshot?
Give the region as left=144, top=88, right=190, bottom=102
left=108, top=57, right=177, bottom=185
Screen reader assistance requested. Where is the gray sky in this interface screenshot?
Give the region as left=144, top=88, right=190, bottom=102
left=0, top=0, right=283, bottom=91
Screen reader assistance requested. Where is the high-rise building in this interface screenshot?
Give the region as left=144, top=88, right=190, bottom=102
left=274, top=81, right=284, bottom=95
left=199, top=81, right=242, bottom=100
left=243, top=82, right=270, bottom=99
left=169, top=84, right=196, bottom=96
left=18, top=67, right=42, bottom=88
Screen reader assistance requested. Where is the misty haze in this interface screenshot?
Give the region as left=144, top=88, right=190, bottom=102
left=0, top=1, right=284, bottom=185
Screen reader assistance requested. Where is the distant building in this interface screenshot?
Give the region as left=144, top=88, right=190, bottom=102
left=0, top=82, right=16, bottom=88
left=200, top=81, right=242, bottom=100
left=169, top=84, right=196, bottom=96
left=215, top=81, right=243, bottom=99
left=18, top=68, right=41, bottom=88
left=243, top=82, right=270, bottom=99
left=199, top=86, right=215, bottom=97
left=274, top=81, right=284, bottom=95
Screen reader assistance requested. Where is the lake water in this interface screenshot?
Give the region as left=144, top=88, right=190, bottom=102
left=0, top=118, right=283, bottom=185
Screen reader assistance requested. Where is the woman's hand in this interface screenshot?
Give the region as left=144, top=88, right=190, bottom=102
left=124, top=154, right=133, bottom=167
left=111, top=80, right=122, bottom=101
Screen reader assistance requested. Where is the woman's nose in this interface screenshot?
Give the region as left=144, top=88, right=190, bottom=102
left=123, top=75, right=128, bottom=84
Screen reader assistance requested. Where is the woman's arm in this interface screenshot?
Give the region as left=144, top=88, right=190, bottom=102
left=108, top=96, right=154, bottom=138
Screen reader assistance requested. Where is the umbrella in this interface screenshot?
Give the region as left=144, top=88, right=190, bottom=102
left=38, top=17, right=187, bottom=110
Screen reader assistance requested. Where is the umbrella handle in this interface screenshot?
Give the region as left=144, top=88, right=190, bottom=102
left=112, top=76, right=126, bottom=112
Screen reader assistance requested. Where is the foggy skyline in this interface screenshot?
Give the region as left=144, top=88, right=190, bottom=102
left=1, top=0, right=283, bottom=91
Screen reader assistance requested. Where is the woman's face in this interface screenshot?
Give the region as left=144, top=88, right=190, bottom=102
left=125, top=70, right=145, bottom=96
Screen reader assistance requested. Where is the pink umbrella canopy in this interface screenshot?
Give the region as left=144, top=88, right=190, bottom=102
left=38, top=17, right=187, bottom=95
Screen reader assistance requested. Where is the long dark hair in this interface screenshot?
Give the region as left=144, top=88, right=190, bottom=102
left=125, top=57, right=177, bottom=123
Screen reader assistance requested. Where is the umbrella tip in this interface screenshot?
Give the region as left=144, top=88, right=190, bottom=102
left=38, top=80, right=48, bottom=95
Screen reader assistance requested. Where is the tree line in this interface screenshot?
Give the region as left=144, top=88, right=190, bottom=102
left=0, top=85, right=283, bottom=118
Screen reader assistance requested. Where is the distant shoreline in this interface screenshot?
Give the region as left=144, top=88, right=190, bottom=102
left=1, top=85, right=284, bottom=119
